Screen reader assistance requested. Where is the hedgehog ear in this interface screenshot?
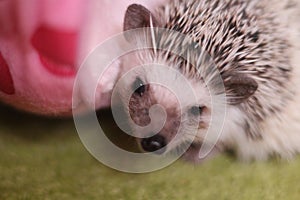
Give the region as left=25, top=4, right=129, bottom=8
left=123, top=4, right=158, bottom=41
left=224, top=73, right=258, bottom=105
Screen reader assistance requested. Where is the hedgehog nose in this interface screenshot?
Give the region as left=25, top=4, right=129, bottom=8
left=141, top=134, right=166, bottom=154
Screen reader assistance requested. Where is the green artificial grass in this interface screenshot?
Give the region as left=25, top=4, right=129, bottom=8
left=1, top=104, right=300, bottom=200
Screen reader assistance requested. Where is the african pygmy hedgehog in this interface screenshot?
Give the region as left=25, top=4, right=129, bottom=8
left=116, top=0, right=300, bottom=162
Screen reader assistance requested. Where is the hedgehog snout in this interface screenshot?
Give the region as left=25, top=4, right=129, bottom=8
left=140, top=134, right=167, bottom=154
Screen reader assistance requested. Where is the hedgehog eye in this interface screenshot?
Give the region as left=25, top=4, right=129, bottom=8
left=133, top=77, right=146, bottom=96
left=190, top=106, right=205, bottom=116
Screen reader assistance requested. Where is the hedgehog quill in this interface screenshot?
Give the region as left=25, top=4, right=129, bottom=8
left=116, top=0, right=300, bottom=162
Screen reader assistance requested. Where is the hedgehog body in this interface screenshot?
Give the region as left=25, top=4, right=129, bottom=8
left=118, top=0, right=300, bottom=161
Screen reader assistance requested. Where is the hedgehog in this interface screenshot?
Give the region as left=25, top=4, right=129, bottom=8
left=115, top=0, right=300, bottom=162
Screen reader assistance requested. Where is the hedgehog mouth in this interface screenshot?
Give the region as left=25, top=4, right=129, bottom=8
left=166, top=140, right=197, bottom=156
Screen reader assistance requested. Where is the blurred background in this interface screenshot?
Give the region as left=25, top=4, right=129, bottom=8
left=1, top=103, right=300, bottom=200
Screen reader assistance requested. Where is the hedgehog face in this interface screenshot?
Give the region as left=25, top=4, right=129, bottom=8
left=121, top=4, right=213, bottom=155
left=117, top=47, right=213, bottom=155
left=126, top=73, right=212, bottom=155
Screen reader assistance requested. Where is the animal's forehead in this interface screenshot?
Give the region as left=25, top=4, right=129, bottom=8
left=149, top=81, right=210, bottom=108
left=120, top=49, right=211, bottom=107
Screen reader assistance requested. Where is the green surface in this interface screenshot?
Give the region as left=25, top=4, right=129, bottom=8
left=0, top=104, right=300, bottom=200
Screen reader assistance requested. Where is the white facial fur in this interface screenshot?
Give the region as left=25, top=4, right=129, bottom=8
left=117, top=49, right=213, bottom=154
